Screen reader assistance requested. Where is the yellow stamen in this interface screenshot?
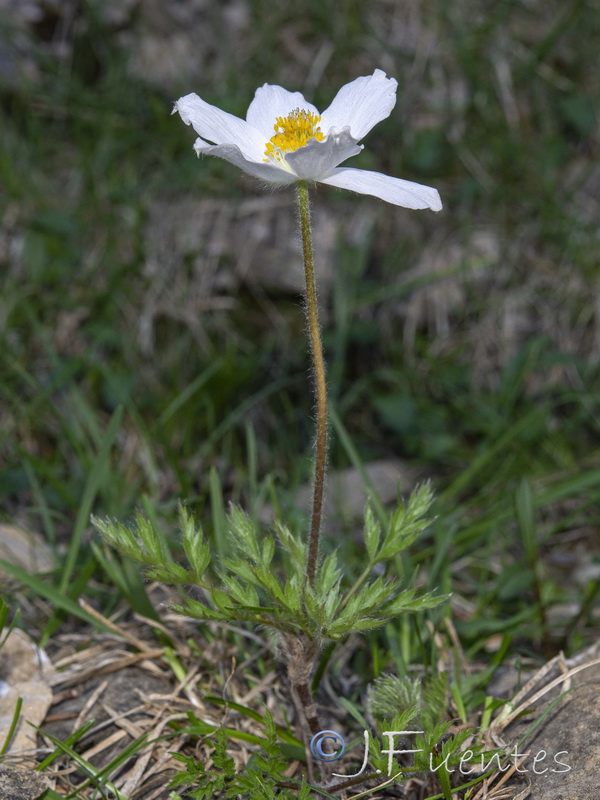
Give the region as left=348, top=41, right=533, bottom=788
left=264, top=108, right=325, bottom=163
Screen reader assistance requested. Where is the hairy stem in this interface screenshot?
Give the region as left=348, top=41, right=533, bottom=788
left=295, top=680, right=322, bottom=736
left=283, top=634, right=322, bottom=737
left=297, top=180, right=327, bottom=586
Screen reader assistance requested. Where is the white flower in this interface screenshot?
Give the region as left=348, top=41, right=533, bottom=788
left=173, top=70, right=442, bottom=212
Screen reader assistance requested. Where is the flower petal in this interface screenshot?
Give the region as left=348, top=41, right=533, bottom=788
left=285, top=127, right=362, bottom=180
left=246, top=84, right=320, bottom=139
left=320, top=168, right=443, bottom=211
left=319, top=70, right=398, bottom=142
left=174, top=93, right=266, bottom=162
left=193, top=140, right=296, bottom=185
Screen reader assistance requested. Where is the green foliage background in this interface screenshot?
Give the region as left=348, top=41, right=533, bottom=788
left=1, top=0, right=599, bottom=659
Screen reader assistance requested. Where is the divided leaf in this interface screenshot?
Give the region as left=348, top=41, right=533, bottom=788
left=378, top=482, right=435, bottom=561
left=363, top=503, right=381, bottom=561
left=180, top=504, right=211, bottom=581
left=274, top=521, right=307, bottom=574
left=228, top=505, right=261, bottom=563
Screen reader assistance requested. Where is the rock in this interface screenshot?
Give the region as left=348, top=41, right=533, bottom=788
left=0, top=629, right=54, bottom=758
left=496, top=641, right=600, bottom=800
left=259, top=458, right=420, bottom=530
left=0, top=764, right=48, bottom=800
left=0, top=523, right=53, bottom=577
left=297, top=458, right=420, bottom=526
left=139, top=194, right=337, bottom=353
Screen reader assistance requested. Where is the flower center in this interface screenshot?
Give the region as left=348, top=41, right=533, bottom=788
left=264, top=108, right=325, bottom=163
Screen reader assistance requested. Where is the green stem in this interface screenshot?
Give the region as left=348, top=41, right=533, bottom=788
left=335, top=559, right=375, bottom=615
left=297, top=181, right=327, bottom=586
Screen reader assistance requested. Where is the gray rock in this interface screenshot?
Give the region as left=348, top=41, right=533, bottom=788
left=499, top=642, right=600, bottom=800
left=0, top=764, right=48, bottom=800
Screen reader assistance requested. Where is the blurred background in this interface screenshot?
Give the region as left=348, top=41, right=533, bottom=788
left=1, top=0, right=599, bottom=655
